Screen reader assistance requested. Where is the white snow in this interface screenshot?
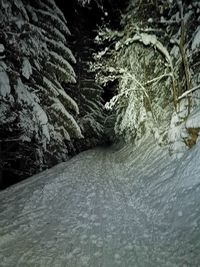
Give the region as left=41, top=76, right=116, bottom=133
left=35, top=9, right=70, bottom=35
left=51, top=98, right=83, bottom=139
left=57, top=89, right=79, bottom=115
left=0, top=137, right=200, bottom=266
left=0, top=67, right=10, bottom=97
left=140, top=33, right=157, bottom=46
left=49, top=51, right=76, bottom=77
left=15, top=78, right=50, bottom=144
left=43, top=77, right=59, bottom=97
left=45, top=38, right=76, bottom=63
left=131, top=33, right=172, bottom=65
left=186, top=106, right=200, bottom=129
left=0, top=44, right=5, bottom=53
left=168, top=111, right=188, bottom=157
left=47, top=62, right=76, bottom=84
left=22, top=58, right=32, bottom=79
left=78, top=0, right=91, bottom=7
left=192, top=26, right=200, bottom=50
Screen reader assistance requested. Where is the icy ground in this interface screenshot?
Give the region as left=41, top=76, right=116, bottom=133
left=0, top=138, right=200, bottom=267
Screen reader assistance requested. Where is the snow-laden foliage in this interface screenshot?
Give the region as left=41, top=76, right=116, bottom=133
left=65, top=2, right=105, bottom=152
left=0, top=0, right=82, bottom=186
left=77, top=0, right=103, bottom=8
left=67, top=73, right=105, bottom=152
left=94, top=0, right=200, bottom=152
left=94, top=30, right=172, bottom=143
left=78, top=0, right=91, bottom=6
left=75, top=79, right=105, bottom=148
left=0, top=63, right=10, bottom=98
left=29, top=0, right=83, bottom=142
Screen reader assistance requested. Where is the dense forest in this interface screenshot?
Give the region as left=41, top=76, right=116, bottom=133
left=1, top=0, right=200, bottom=188
left=1, top=1, right=200, bottom=266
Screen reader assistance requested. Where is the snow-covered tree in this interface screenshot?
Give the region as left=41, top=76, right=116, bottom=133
left=94, top=20, right=173, bottom=143
left=0, top=0, right=82, bottom=187
left=65, top=0, right=105, bottom=151
left=93, top=0, right=200, bottom=153
left=69, top=76, right=105, bottom=150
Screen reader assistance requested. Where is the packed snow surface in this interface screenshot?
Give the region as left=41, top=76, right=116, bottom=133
left=0, top=137, right=200, bottom=266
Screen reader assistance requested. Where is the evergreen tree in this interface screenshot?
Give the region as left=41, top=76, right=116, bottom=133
left=65, top=0, right=105, bottom=152
left=0, top=0, right=82, bottom=187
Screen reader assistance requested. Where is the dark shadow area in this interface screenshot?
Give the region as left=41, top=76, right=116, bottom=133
left=102, top=80, right=119, bottom=103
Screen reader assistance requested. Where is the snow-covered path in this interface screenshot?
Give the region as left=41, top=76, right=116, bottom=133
left=0, top=138, right=200, bottom=266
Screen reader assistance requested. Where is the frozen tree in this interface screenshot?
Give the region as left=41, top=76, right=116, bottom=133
left=93, top=0, right=200, bottom=152
left=0, top=0, right=82, bottom=187
left=65, top=0, right=105, bottom=152
left=70, top=77, right=105, bottom=150
left=94, top=22, right=172, bottom=143
left=72, top=49, right=105, bottom=150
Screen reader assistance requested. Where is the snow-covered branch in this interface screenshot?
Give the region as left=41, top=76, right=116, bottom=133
left=143, top=73, right=172, bottom=86
left=178, top=85, right=200, bottom=101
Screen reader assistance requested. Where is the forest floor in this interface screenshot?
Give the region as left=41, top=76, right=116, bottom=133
left=0, top=137, right=200, bottom=266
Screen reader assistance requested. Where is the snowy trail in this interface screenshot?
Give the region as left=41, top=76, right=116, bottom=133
left=0, top=138, right=200, bottom=266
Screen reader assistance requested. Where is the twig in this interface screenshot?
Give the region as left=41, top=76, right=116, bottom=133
left=143, top=73, right=172, bottom=86
left=178, top=84, right=200, bottom=101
